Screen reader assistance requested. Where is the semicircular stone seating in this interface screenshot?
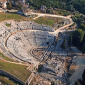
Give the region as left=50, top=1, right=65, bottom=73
left=6, top=30, right=54, bottom=66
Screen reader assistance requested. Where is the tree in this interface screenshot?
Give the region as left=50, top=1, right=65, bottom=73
left=37, top=65, right=43, bottom=72
left=68, top=5, right=75, bottom=12
left=28, top=0, right=85, bottom=14
left=7, top=3, right=12, bottom=10
left=76, top=29, right=84, bottom=42
left=79, top=23, right=85, bottom=31
left=82, top=42, right=85, bottom=54
left=61, top=39, right=66, bottom=50
left=68, top=36, right=72, bottom=46
left=72, top=29, right=84, bottom=46
left=51, top=81, right=55, bottom=85
left=16, top=5, right=22, bottom=10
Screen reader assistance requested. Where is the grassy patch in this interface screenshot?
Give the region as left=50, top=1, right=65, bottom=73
left=0, top=12, right=31, bottom=22
left=5, top=23, right=11, bottom=27
left=0, top=52, right=15, bottom=62
left=0, top=60, right=31, bottom=82
left=0, top=76, right=16, bottom=85
left=34, top=17, right=55, bottom=26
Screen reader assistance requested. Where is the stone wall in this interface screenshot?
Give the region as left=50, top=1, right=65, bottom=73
left=0, top=69, right=25, bottom=85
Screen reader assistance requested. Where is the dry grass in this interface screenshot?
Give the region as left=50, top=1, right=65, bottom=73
left=0, top=52, right=15, bottom=62
left=34, top=16, right=63, bottom=27
left=0, top=12, right=31, bottom=22
left=0, top=60, right=31, bottom=82
left=34, top=17, right=55, bottom=26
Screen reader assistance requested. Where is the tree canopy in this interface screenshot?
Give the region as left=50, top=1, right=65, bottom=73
left=72, top=29, right=84, bottom=46
left=79, top=24, right=85, bottom=31
left=7, top=3, right=12, bottom=10
left=27, top=0, right=85, bottom=14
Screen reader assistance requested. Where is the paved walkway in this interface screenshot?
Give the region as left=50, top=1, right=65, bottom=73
left=69, top=47, right=85, bottom=85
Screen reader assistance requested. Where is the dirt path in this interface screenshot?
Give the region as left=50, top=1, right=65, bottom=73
left=29, top=12, right=72, bottom=20
left=0, top=58, right=29, bottom=66
left=69, top=47, right=85, bottom=85
left=28, top=12, right=74, bottom=35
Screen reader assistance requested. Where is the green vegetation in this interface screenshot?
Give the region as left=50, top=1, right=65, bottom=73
left=72, top=14, right=84, bottom=23
left=34, top=17, right=63, bottom=27
left=34, top=17, right=55, bottom=26
left=79, top=23, right=85, bottom=31
left=0, top=12, right=31, bottom=22
left=0, top=52, right=14, bottom=62
left=7, top=3, right=12, bottom=10
left=5, top=23, right=11, bottom=27
left=46, top=8, right=72, bottom=16
left=73, top=29, right=84, bottom=43
left=53, top=9, right=71, bottom=16
left=69, top=27, right=85, bottom=54
left=51, top=81, right=55, bottom=85
left=0, top=60, right=31, bottom=82
left=72, top=29, right=85, bottom=51
left=28, top=0, right=85, bottom=14
left=37, top=65, right=43, bottom=72
left=70, top=12, right=85, bottom=53
left=16, top=5, right=22, bottom=10
left=0, top=76, right=16, bottom=85
left=69, top=18, right=85, bottom=52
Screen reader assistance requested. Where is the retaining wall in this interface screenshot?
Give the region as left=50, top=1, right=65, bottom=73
left=0, top=69, right=25, bottom=85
